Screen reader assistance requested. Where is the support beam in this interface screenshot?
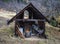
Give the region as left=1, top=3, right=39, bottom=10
left=15, top=19, right=45, bottom=22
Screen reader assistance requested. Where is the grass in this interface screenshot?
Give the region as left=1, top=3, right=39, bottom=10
left=56, top=16, right=60, bottom=23
left=0, top=23, right=60, bottom=44
left=0, top=25, right=14, bottom=37
left=45, top=23, right=60, bottom=40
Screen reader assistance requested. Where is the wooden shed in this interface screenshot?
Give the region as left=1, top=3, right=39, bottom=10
left=7, top=3, right=49, bottom=39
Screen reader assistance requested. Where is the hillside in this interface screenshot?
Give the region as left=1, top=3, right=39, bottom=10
left=0, top=9, right=60, bottom=44
left=0, top=0, right=60, bottom=44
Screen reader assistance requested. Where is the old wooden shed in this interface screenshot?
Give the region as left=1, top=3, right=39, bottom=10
left=7, top=3, right=49, bottom=39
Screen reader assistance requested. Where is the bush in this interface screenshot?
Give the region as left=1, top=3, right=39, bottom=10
left=50, top=20, right=58, bottom=27
left=3, top=0, right=9, bottom=2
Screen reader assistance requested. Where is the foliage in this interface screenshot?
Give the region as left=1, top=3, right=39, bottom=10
left=50, top=18, right=58, bottom=27
left=50, top=20, right=57, bottom=27
left=3, top=0, right=9, bottom=2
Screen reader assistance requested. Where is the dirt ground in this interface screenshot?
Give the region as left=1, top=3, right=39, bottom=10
left=0, top=9, right=60, bottom=44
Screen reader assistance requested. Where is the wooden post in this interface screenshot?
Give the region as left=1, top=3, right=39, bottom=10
left=15, top=21, right=18, bottom=36
left=16, top=25, right=25, bottom=39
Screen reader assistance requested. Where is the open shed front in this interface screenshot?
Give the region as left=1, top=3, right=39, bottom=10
left=15, top=19, right=46, bottom=39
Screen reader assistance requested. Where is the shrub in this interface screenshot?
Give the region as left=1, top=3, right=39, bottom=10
left=3, top=0, right=9, bottom=2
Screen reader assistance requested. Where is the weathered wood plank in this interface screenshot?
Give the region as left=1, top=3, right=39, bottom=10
left=15, top=19, right=45, bottom=22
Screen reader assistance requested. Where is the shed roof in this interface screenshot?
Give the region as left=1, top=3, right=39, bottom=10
left=7, top=3, right=49, bottom=24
